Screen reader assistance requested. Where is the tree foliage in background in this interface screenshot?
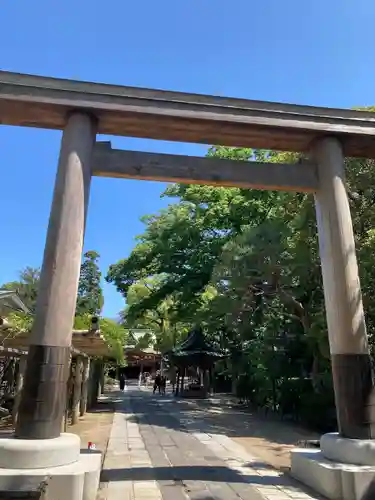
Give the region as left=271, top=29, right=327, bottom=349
left=1, top=267, right=40, bottom=312
left=120, top=277, right=190, bottom=352
left=76, top=250, right=104, bottom=317
left=1, top=252, right=126, bottom=360
left=1, top=251, right=104, bottom=318
left=107, top=136, right=375, bottom=431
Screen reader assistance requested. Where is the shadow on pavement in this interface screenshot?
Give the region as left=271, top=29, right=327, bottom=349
left=101, top=464, right=283, bottom=486
left=116, top=389, right=318, bottom=451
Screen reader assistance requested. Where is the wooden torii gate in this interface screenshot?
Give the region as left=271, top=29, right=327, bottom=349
left=1, top=71, right=374, bottom=444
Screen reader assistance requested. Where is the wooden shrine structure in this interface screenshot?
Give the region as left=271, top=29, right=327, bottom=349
left=167, top=327, right=223, bottom=398
left=123, top=347, right=161, bottom=379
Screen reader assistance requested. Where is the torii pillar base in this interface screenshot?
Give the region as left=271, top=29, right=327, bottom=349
left=291, top=434, right=375, bottom=500
left=0, top=433, right=101, bottom=500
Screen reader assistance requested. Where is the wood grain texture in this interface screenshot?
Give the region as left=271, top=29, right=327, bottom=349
left=314, top=137, right=368, bottom=356
left=331, top=353, right=374, bottom=439
left=15, top=345, right=71, bottom=439
left=14, top=112, right=96, bottom=440
left=2, top=71, right=375, bottom=157
left=30, top=112, right=96, bottom=348
left=313, top=137, right=373, bottom=439
left=93, top=143, right=318, bottom=192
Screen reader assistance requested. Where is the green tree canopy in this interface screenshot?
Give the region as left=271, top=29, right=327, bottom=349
left=1, top=267, right=40, bottom=312
left=121, top=277, right=190, bottom=352
left=0, top=252, right=126, bottom=359
left=76, top=250, right=104, bottom=316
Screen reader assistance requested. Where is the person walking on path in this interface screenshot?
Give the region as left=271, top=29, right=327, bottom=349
left=153, top=371, right=161, bottom=394
left=119, top=372, right=126, bottom=391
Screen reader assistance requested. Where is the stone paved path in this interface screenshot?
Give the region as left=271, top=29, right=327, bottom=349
left=98, top=385, right=324, bottom=500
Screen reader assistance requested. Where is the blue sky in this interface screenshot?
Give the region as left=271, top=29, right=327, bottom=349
left=1, top=0, right=374, bottom=318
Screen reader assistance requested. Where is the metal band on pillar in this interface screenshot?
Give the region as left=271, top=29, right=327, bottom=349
left=15, top=112, right=97, bottom=440
left=313, top=136, right=374, bottom=439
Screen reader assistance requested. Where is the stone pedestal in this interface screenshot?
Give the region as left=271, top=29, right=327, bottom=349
left=291, top=432, right=375, bottom=500
left=0, top=434, right=101, bottom=500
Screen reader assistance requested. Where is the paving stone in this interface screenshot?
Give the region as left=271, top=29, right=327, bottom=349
left=107, top=481, right=133, bottom=492
left=145, top=447, right=170, bottom=467
left=229, top=482, right=266, bottom=500
left=158, top=484, right=188, bottom=500
left=158, top=435, right=176, bottom=447
left=204, top=481, right=242, bottom=499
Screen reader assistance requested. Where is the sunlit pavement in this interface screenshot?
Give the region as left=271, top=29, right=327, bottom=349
left=98, top=384, right=324, bottom=500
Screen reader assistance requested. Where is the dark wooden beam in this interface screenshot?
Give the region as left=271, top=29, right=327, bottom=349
left=2, top=71, right=375, bottom=157
left=92, top=142, right=318, bottom=192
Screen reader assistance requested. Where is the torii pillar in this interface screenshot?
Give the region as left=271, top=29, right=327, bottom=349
left=16, top=112, right=97, bottom=439
left=313, top=137, right=374, bottom=440
left=291, top=137, right=375, bottom=498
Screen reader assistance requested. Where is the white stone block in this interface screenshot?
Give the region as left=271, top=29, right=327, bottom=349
left=0, top=433, right=80, bottom=469
left=81, top=451, right=102, bottom=500
left=321, top=432, right=375, bottom=466
left=291, top=448, right=375, bottom=500
left=290, top=448, right=344, bottom=499
left=0, top=450, right=101, bottom=500
left=353, top=468, right=375, bottom=500
left=49, top=473, right=85, bottom=500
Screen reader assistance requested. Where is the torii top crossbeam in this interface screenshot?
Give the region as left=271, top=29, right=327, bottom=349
left=1, top=71, right=375, bottom=157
